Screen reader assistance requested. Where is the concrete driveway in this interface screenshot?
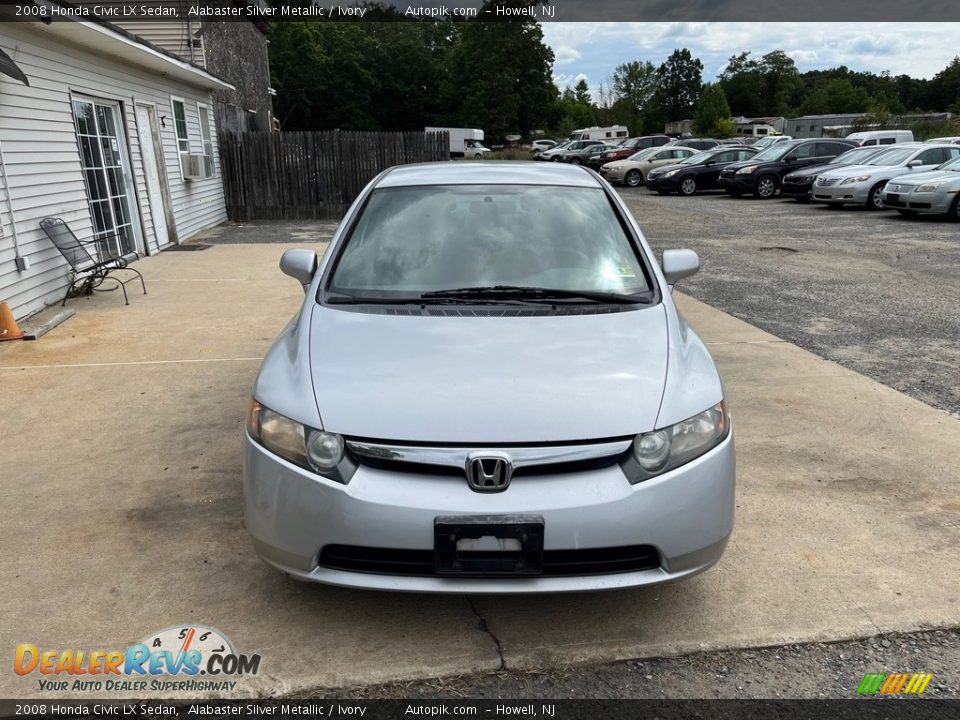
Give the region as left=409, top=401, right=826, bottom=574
left=2, top=232, right=959, bottom=698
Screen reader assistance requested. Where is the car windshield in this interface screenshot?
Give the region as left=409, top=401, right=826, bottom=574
left=937, top=156, right=960, bottom=171
left=627, top=147, right=661, bottom=161
left=749, top=143, right=795, bottom=162
left=831, top=147, right=882, bottom=165
left=329, top=185, right=650, bottom=297
left=866, top=147, right=915, bottom=165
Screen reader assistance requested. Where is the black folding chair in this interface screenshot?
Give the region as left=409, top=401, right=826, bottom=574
left=39, top=217, right=147, bottom=307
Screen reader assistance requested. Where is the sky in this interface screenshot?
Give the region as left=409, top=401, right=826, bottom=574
left=541, top=23, right=960, bottom=94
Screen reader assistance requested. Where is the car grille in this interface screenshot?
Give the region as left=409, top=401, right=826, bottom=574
left=816, top=177, right=840, bottom=187
left=318, top=544, right=661, bottom=577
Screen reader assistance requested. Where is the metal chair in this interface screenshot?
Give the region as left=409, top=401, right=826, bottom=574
left=39, top=218, right=147, bottom=306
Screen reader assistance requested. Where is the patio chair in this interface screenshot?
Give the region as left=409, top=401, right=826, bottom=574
left=39, top=217, right=147, bottom=307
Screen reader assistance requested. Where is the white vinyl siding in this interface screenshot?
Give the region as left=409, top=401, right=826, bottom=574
left=0, top=23, right=226, bottom=320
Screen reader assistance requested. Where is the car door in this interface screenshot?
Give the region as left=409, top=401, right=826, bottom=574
left=781, top=142, right=820, bottom=175
left=643, top=148, right=675, bottom=171
left=701, top=150, right=740, bottom=187
left=909, top=146, right=951, bottom=173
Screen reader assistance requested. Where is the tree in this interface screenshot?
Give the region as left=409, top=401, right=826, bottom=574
left=758, top=50, right=800, bottom=116
left=719, top=52, right=764, bottom=116
left=693, top=83, right=732, bottom=136
left=652, top=49, right=704, bottom=122
left=573, top=78, right=592, bottom=105
left=611, top=61, right=657, bottom=112
left=440, top=1, right=556, bottom=140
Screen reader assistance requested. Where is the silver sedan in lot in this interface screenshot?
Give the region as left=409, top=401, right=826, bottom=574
left=243, top=162, right=735, bottom=593
left=812, top=144, right=960, bottom=210
left=881, top=155, right=960, bottom=219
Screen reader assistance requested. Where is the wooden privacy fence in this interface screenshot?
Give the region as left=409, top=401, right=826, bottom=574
left=218, top=130, right=450, bottom=221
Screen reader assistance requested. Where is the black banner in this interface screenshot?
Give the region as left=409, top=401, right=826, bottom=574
left=0, top=0, right=956, bottom=23
left=2, top=700, right=960, bottom=720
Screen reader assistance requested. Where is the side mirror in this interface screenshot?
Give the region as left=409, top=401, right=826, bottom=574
left=661, top=249, right=700, bottom=285
left=907, top=159, right=923, bottom=168
left=279, top=248, right=318, bottom=291
left=784, top=155, right=795, bottom=163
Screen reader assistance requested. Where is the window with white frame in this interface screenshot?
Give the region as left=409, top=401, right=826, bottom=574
left=171, top=97, right=190, bottom=177
left=197, top=103, right=214, bottom=177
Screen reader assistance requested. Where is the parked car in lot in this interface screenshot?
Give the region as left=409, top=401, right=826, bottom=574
left=567, top=142, right=619, bottom=166
left=647, top=146, right=760, bottom=196
left=244, top=161, right=735, bottom=593
left=595, top=135, right=671, bottom=165
left=881, top=154, right=960, bottom=219
left=718, top=138, right=857, bottom=199
left=545, top=139, right=605, bottom=162
left=584, top=143, right=623, bottom=169
left=600, top=146, right=700, bottom=187
left=924, top=136, right=960, bottom=145
left=531, top=139, right=558, bottom=153
left=535, top=141, right=570, bottom=161
left=812, top=143, right=960, bottom=210
left=750, top=135, right=792, bottom=150
left=780, top=145, right=891, bottom=201
left=665, top=138, right=720, bottom=151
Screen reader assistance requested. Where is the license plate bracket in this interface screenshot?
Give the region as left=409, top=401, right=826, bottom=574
left=434, top=515, right=544, bottom=576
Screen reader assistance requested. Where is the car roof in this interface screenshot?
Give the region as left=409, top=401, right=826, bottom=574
left=377, top=161, right=604, bottom=188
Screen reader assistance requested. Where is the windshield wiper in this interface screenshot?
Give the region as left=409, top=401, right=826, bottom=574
left=418, top=285, right=652, bottom=304
left=325, top=293, right=525, bottom=306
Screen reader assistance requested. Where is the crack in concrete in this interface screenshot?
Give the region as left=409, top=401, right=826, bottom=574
left=466, top=598, right=506, bottom=670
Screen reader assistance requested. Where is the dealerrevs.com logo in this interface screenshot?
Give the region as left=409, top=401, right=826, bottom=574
left=15, top=625, right=261, bottom=693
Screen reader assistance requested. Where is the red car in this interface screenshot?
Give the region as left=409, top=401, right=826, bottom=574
left=596, top=135, right=671, bottom=164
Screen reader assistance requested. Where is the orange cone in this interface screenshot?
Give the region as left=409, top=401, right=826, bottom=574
left=0, top=301, right=24, bottom=341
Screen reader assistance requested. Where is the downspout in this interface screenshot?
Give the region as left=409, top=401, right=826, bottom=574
left=0, top=135, right=25, bottom=271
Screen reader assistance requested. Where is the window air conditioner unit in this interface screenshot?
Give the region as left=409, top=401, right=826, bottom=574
left=183, top=153, right=210, bottom=180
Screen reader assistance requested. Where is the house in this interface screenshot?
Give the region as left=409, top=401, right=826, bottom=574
left=786, top=114, right=869, bottom=138
left=732, top=116, right=786, bottom=136
left=87, top=0, right=275, bottom=133
left=664, top=120, right=692, bottom=137
left=0, top=12, right=232, bottom=320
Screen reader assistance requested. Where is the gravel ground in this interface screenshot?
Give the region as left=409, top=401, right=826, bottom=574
left=316, top=629, right=960, bottom=700
left=617, top=189, right=960, bottom=418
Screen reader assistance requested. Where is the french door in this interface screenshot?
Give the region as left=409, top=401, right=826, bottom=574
left=72, top=98, right=139, bottom=258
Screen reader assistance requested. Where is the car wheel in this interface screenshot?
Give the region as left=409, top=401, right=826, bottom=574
left=754, top=175, right=778, bottom=199
left=867, top=182, right=886, bottom=210
left=568, top=157, right=582, bottom=166
left=949, top=194, right=960, bottom=222
left=474, top=153, right=484, bottom=160
left=897, top=209, right=919, bottom=217
left=679, top=177, right=698, bottom=196
left=625, top=170, right=643, bottom=187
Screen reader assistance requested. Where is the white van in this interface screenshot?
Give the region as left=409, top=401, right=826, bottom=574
left=844, top=130, right=914, bottom=146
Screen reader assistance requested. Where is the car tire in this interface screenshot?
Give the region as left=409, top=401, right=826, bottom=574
left=568, top=157, right=582, bottom=166
left=474, top=153, right=484, bottom=160
left=753, top=175, right=778, bottom=199
left=867, top=182, right=886, bottom=210
left=679, top=177, right=698, bottom=196
left=949, top=195, right=960, bottom=222
left=625, top=170, right=643, bottom=187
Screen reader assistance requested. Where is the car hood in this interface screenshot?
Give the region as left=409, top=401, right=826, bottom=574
left=648, top=162, right=686, bottom=176
left=888, top=170, right=960, bottom=186
left=784, top=162, right=837, bottom=178
left=308, top=304, right=670, bottom=443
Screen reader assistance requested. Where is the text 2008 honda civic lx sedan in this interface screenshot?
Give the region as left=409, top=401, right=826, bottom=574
left=243, top=162, right=735, bottom=593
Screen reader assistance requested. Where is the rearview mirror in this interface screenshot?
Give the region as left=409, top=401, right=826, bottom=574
left=280, top=249, right=318, bottom=291
left=661, top=249, right=700, bottom=285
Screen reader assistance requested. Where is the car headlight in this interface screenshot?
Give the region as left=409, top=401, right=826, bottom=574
left=841, top=175, right=871, bottom=185
left=622, top=401, right=730, bottom=484
left=246, top=400, right=355, bottom=483
left=661, top=169, right=679, bottom=178
left=735, top=166, right=757, bottom=174
left=915, top=184, right=941, bottom=193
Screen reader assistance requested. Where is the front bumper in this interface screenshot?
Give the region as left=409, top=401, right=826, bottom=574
left=811, top=182, right=870, bottom=204
left=718, top=173, right=752, bottom=193
left=243, top=433, right=735, bottom=593
left=598, top=166, right=626, bottom=182
left=780, top=179, right=813, bottom=198
left=648, top=175, right=680, bottom=192
left=880, top=189, right=954, bottom=214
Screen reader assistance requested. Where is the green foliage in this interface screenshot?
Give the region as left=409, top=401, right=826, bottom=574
left=693, top=84, right=732, bottom=136
left=652, top=49, right=704, bottom=121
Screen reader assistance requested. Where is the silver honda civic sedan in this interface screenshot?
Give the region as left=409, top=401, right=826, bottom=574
left=243, top=162, right=735, bottom=593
